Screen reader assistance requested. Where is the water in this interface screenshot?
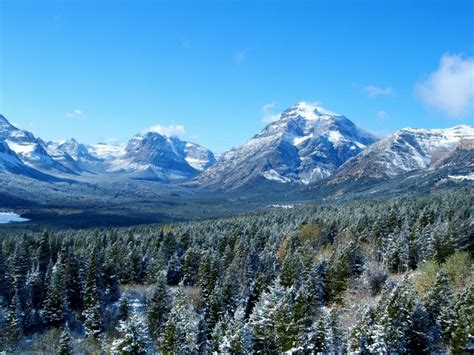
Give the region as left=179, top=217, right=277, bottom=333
left=0, top=212, right=30, bottom=224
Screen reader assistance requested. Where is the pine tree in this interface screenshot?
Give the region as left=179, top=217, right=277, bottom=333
left=37, top=231, right=51, bottom=278
left=3, top=291, right=22, bottom=351
left=160, top=285, right=199, bottom=354
left=217, top=306, right=253, bottom=354
left=166, top=253, right=182, bottom=286
left=311, top=316, right=327, bottom=353
left=0, top=244, right=12, bottom=306
left=147, top=273, right=171, bottom=341
left=291, top=280, right=321, bottom=347
left=101, top=247, right=120, bottom=304
left=348, top=306, right=374, bottom=354
left=63, top=249, right=82, bottom=311
left=249, top=278, right=292, bottom=353
left=368, top=276, right=417, bottom=353
left=58, top=323, right=72, bottom=355
left=118, top=295, right=129, bottom=321
left=445, top=285, right=473, bottom=353
left=425, top=271, right=452, bottom=324
left=280, top=250, right=304, bottom=288
left=326, top=308, right=343, bottom=353
left=43, top=260, right=65, bottom=327
left=111, top=313, right=150, bottom=354
left=82, top=251, right=102, bottom=338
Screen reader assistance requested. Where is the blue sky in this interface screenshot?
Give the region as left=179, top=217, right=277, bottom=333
left=1, top=0, right=473, bottom=152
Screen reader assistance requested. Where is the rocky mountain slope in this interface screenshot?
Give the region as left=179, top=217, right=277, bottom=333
left=332, top=125, right=474, bottom=183
left=107, top=132, right=215, bottom=180
left=0, top=115, right=216, bottom=181
left=196, top=102, right=378, bottom=189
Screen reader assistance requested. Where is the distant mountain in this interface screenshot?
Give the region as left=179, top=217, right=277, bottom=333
left=1, top=110, right=472, bottom=197
left=0, top=114, right=216, bottom=181
left=44, top=138, right=104, bottom=174
left=196, top=102, right=377, bottom=189
left=106, top=132, right=216, bottom=180
left=332, top=125, right=474, bottom=183
left=0, top=115, right=75, bottom=175
left=0, top=140, right=32, bottom=174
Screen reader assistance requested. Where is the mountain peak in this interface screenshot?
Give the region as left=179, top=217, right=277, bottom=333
left=0, top=114, right=15, bottom=128
left=285, top=101, right=340, bottom=121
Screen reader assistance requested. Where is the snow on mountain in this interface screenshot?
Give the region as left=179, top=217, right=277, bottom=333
left=88, top=142, right=125, bottom=161
left=107, top=132, right=215, bottom=180
left=333, top=125, right=474, bottom=182
left=0, top=114, right=217, bottom=181
left=0, top=140, right=27, bottom=171
left=45, top=138, right=106, bottom=173
left=171, top=139, right=216, bottom=171
left=0, top=115, right=75, bottom=175
left=196, top=102, right=377, bottom=189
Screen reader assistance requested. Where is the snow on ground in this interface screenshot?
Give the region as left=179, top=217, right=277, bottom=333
left=262, top=169, right=292, bottom=183
left=0, top=212, right=29, bottom=224
left=5, top=140, right=36, bottom=155
left=88, top=143, right=125, bottom=160
left=448, top=173, right=474, bottom=181
left=293, top=133, right=313, bottom=146
left=270, top=204, right=295, bottom=209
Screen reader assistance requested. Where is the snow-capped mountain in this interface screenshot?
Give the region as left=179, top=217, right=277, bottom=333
left=0, top=141, right=29, bottom=174
left=196, top=102, right=378, bottom=189
left=0, top=114, right=216, bottom=181
left=44, top=138, right=105, bottom=173
left=0, top=115, right=75, bottom=175
left=171, top=138, right=217, bottom=171
left=333, top=125, right=474, bottom=182
left=106, top=132, right=216, bottom=180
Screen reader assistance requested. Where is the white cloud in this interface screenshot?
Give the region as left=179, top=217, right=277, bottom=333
left=261, top=102, right=281, bottom=124
left=376, top=110, right=390, bottom=121
left=363, top=85, right=394, bottom=98
left=65, top=109, right=83, bottom=118
left=415, top=53, right=474, bottom=118
left=233, top=48, right=249, bottom=65
left=144, top=124, right=186, bottom=137
left=371, top=128, right=393, bottom=138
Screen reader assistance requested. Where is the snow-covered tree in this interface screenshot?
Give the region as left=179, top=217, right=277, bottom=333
left=249, top=278, right=292, bottom=352
left=58, top=323, right=72, bottom=355
left=147, top=273, right=171, bottom=341
left=160, top=285, right=199, bottom=354
left=217, top=306, right=253, bottom=354
left=117, top=295, right=129, bottom=322
left=111, top=313, right=150, bottom=354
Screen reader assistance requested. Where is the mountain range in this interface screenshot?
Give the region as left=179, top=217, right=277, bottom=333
left=0, top=103, right=472, bottom=193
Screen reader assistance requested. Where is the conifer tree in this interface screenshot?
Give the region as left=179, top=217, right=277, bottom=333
left=118, top=295, right=129, bottom=322
left=3, top=291, right=22, bottom=351
left=37, top=231, right=51, bottom=278
left=311, top=316, right=327, bottom=353
left=0, top=244, right=12, bottom=306
left=348, top=306, right=374, bottom=354
left=444, top=285, right=473, bottom=353
left=249, top=278, right=292, bottom=353
left=82, top=251, right=102, bottom=338
left=58, top=323, right=72, bottom=355
left=111, top=313, right=150, bottom=354
left=217, top=306, right=253, bottom=354
left=160, top=285, right=199, bottom=354
left=147, top=273, right=171, bottom=341
left=425, top=271, right=452, bottom=324
left=43, top=260, right=65, bottom=327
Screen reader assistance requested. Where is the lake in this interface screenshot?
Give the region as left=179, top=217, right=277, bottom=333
left=0, top=212, right=30, bottom=224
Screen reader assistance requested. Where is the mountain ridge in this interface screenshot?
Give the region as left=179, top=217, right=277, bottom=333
left=0, top=106, right=472, bottom=192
